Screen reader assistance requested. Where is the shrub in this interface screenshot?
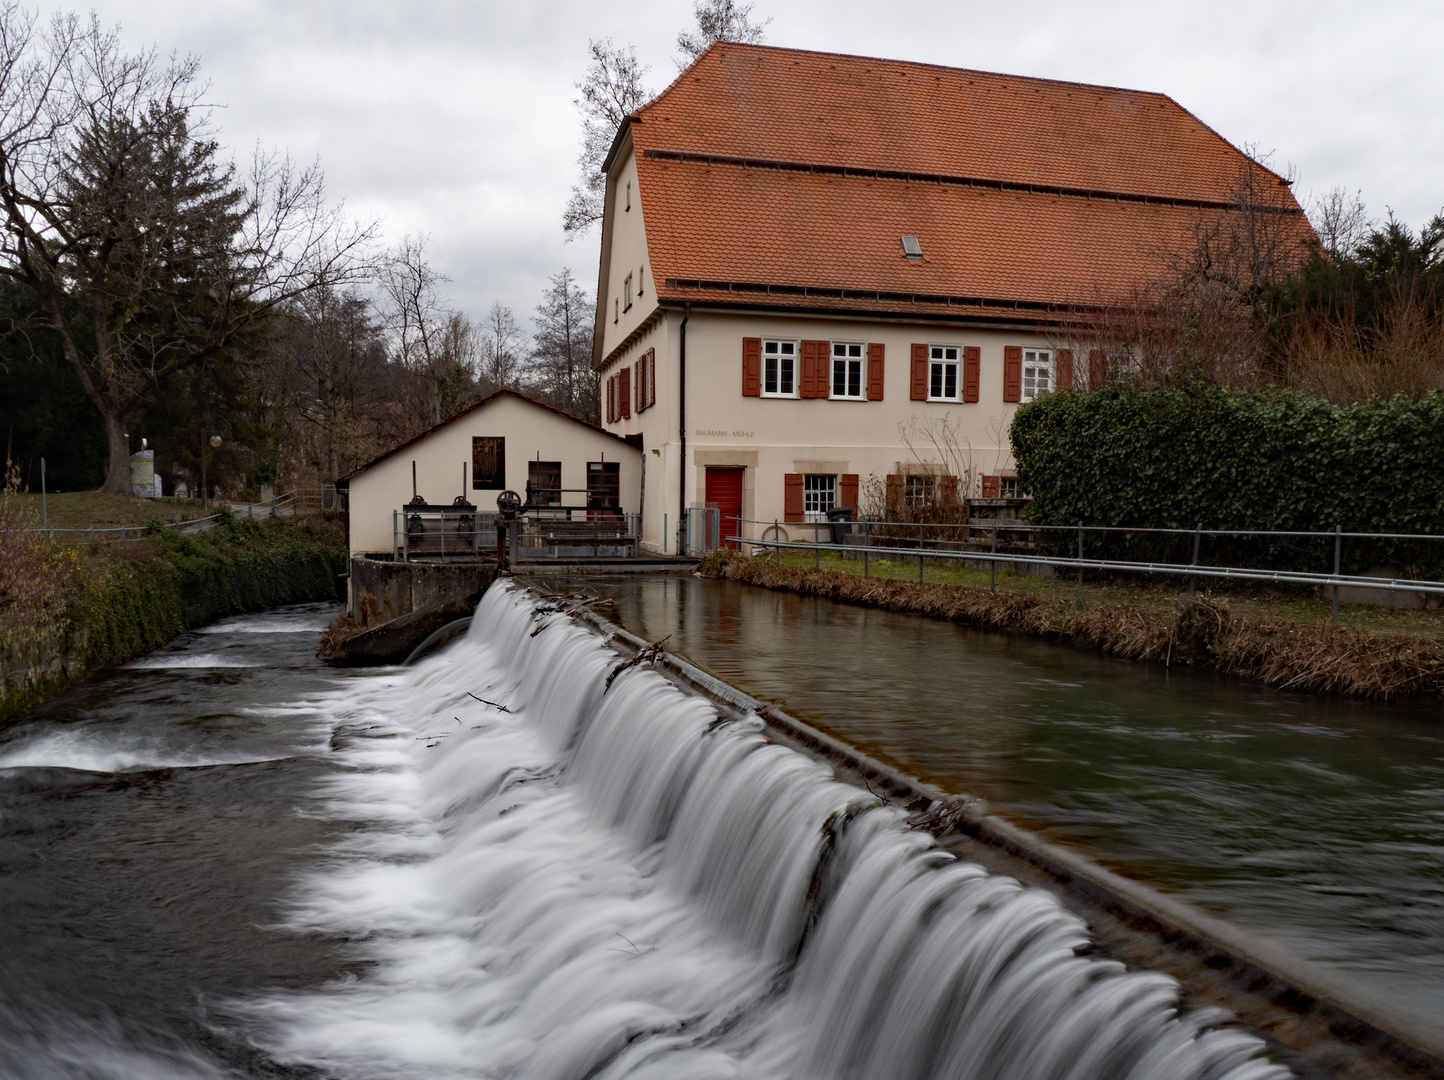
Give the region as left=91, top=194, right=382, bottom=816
left=1010, top=385, right=1444, bottom=577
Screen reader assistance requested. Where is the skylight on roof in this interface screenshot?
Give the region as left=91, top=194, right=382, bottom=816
left=901, top=235, right=923, bottom=258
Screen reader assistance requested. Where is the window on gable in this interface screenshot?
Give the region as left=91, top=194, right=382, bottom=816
left=472, top=437, right=505, bottom=490
left=638, top=265, right=645, bottom=295
left=614, top=298, right=619, bottom=324
left=929, top=346, right=960, bottom=401
left=831, top=342, right=865, bottom=399
left=803, top=474, right=836, bottom=522
left=762, top=339, right=798, bottom=397
left=624, top=273, right=633, bottom=312
left=625, top=182, right=631, bottom=211
left=1022, top=349, right=1053, bottom=401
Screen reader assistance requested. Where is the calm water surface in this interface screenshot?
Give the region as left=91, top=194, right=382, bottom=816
left=579, top=575, right=1444, bottom=1036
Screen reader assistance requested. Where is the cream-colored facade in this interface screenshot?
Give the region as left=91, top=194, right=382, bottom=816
left=345, top=391, right=641, bottom=557
left=599, top=305, right=1048, bottom=552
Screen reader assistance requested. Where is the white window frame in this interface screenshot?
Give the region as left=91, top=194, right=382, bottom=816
left=1021, top=348, right=1053, bottom=401
left=905, top=475, right=937, bottom=508
left=1000, top=476, right=1023, bottom=499
left=928, top=345, right=960, bottom=402
left=803, top=474, right=836, bottom=522
left=830, top=341, right=865, bottom=400
left=762, top=339, right=799, bottom=398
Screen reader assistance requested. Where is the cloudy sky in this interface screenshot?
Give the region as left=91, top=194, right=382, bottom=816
left=42, top=0, right=1444, bottom=334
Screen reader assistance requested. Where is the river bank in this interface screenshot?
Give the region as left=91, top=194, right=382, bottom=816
left=0, top=511, right=347, bottom=723
left=698, top=550, right=1444, bottom=702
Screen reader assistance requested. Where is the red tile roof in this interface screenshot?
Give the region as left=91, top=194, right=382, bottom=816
left=623, top=43, right=1312, bottom=321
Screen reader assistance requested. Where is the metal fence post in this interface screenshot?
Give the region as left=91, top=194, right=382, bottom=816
left=1076, top=522, right=1084, bottom=603
left=1332, top=524, right=1342, bottom=625
left=863, top=520, right=869, bottom=578
left=1189, top=523, right=1201, bottom=596
left=919, top=521, right=925, bottom=584
left=663, top=513, right=668, bottom=555
left=815, top=527, right=820, bottom=570
left=990, top=525, right=997, bottom=593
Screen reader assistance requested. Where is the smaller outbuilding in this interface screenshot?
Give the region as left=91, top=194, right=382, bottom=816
left=342, top=389, right=642, bottom=559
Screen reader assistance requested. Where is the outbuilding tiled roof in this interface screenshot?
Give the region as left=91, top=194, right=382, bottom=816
left=625, top=43, right=1311, bottom=318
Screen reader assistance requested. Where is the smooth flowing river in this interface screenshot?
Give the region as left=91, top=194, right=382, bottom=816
left=574, top=574, right=1444, bottom=1040
left=0, top=585, right=1306, bottom=1079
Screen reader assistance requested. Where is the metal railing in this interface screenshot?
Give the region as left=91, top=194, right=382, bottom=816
left=730, top=517, right=1444, bottom=622
left=394, top=508, right=496, bottom=560
left=3, top=492, right=300, bottom=544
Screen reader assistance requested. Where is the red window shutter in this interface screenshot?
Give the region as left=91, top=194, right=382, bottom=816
left=1003, top=346, right=1022, bottom=402
left=619, top=367, right=631, bottom=418
left=981, top=474, right=1000, bottom=499
left=802, top=340, right=830, bottom=398
left=840, top=473, right=859, bottom=511
left=1088, top=349, right=1107, bottom=389
left=799, top=340, right=817, bottom=398
left=866, top=343, right=885, bottom=400
left=1056, top=349, right=1074, bottom=391
left=784, top=473, right=804, bottom=522
left=648, top=348, right=656, bottom=407
left=910, top=344, right=927, bottom=400
left=886, top=473, right=902, bottom=512
left=940, top=475, right=960, bottom=505
left=963, top=346, right=980, bottom=403
left=742, top=337, right=762, bottom=396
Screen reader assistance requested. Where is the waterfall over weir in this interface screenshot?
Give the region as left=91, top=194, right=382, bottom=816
left=243, top=582, right=1289, bottom=1080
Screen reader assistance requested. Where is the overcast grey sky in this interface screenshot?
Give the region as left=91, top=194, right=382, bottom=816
left=44, top=0, right=1444, bottom=333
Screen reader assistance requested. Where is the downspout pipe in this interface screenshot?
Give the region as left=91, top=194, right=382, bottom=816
left=678, top=303, right=689, bottom=555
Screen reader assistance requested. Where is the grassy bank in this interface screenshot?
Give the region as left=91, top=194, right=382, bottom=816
left=699, top=550, right=1444, bottom=702
left=0, top=508, right=347, bottom=723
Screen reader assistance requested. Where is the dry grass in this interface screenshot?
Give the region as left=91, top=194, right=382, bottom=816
left=700, top=551, right=1444, bottom=702
left=9, top=490, right=210, bottom=531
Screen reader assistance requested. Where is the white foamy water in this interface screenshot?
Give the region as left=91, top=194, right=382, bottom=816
left=124, top=654, right=257, bottom=670
left=195, top=613, right=332, bottom=635
left=0, top=728, right=290, bottom=773
left=238, top=582, right=1290, bottom=1080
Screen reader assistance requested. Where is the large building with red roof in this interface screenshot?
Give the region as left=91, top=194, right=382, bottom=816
left=592, top=42, right=1309, bottom=553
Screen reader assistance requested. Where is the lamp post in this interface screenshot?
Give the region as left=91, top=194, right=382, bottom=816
left=201, top=432, right=221, bottom=509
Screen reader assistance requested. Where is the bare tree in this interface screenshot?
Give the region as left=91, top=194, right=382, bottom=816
left=562, top=38, right=651, bottom=237
left=377, top=234, right=478, bottom=426
left=676, top=0, right=769, bottom=65
left=530, top=267, right=596, bottom=420
left=0, top=8, right=376, bottom=494
left=1308, top=186, right=1372, bottom=260
left=479, top=301, right=524, bottom=390
left=275, top=286, right=389, bottom=484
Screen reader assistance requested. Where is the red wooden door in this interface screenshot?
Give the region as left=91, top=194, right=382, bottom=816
left=705, top=468, right=744, bottom=550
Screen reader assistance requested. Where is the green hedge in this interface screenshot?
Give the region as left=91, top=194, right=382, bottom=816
left=1010, top=386, right=1444, bottom=577
left=2, top=514, right=345, bottom=722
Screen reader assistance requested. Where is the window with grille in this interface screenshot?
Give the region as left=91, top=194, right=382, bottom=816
left=929, top=346, right=959, bottom=401
left=803, top=474, right=836, bottom=522
left=527, top=461, right=561, bottom=506
left=905, top=475, right=937, bottom=508
left=831, top=342, right=864, bottom=399
left=1000, top=476, right=1024, bottom=499
left=1021, top=349, right=1053, bottom=401
left=587, top=461, right=621, bottom=517
left=763, top=339, right=798, bottom=397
